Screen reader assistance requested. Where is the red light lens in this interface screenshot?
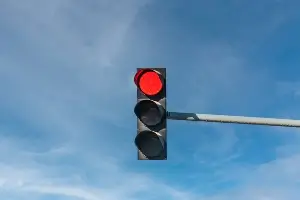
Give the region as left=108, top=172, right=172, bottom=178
left=138, top=71, right=163, bottom=96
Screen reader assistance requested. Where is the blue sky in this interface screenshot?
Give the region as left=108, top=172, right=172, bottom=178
left=1, top=0, right=300, bottom=199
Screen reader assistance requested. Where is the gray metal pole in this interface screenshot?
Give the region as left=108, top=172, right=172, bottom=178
left=167, top=112, right=300, bottom=127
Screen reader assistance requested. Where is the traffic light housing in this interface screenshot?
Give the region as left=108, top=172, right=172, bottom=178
left=134, top=68, right=167, bottom=160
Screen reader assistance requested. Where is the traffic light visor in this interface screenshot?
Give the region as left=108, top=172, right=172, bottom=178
left=135, top=130, right=164, bottom=159
left=134, top=100, right=165, bottom=126
left=134, top=69, right=163, bottom=96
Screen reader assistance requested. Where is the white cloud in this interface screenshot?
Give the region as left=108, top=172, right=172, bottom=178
left=0, top=0, right=147, bottom=145
left=0, top=140, right=200, bottom=200
left=0, top=1, right=200, bottom=199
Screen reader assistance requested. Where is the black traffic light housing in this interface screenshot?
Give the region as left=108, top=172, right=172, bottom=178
left=134, top=68, right=167, bottom=160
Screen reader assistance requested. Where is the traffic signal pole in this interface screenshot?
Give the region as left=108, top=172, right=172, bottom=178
left=167, top=112, right=300, bottom=127
left=133, top=67, right=300, bottom=160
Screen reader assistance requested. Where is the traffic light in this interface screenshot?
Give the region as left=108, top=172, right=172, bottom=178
left=134, top=68, right=167, bottom=160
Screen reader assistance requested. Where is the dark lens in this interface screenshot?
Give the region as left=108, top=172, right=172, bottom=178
left=135, top=131, right=163, bottom=158
left=137, top=101, right=162, bottom=126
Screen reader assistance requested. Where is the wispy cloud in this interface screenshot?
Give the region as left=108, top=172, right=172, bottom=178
left=1, top=0, right=300, bottom=200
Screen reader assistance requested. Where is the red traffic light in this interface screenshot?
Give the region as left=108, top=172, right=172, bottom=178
left=134, top=69, right=163, bottom=96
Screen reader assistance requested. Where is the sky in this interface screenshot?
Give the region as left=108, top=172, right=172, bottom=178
left=1, top=0, right=300, bottom=199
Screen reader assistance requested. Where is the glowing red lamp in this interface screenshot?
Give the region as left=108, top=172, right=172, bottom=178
left=134, top=69, right=163, bottom=96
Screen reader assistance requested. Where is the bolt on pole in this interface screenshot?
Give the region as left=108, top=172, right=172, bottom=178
left=167, top=112, right=300, bottom=128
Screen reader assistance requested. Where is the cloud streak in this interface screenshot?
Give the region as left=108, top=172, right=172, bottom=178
left=1, top=0, right=300, bottom=200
